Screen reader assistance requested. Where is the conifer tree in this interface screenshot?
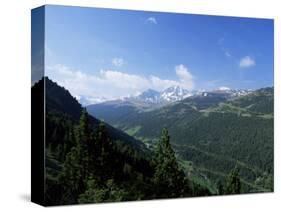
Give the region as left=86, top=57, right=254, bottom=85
left=75, top=109, right=93, bottom=184
left=59, top=109, right=93, bottom=202
left=217, top=180, right=224, bottom=195
left=153, top=128, right=185, bottom=198
left=94, top=122, right=114, bottom=180
left=58, top=145, right=83, bottom=204
left=224, top=167, right=241, bottom=194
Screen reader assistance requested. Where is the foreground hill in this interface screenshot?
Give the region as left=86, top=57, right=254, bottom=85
left=87, top=87, right=274, bottom=192
left=32, top=78, right=153, bottom=205
left=32, top=77, right=213, bottom=205
left=44, top=77, right=149, bottom=154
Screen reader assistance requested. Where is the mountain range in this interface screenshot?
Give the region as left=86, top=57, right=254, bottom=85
left=130, top=86, right=197, bottom=104
left=87, top=85, right=273, bottom=193
left=85, top=85, right=253, bottom=110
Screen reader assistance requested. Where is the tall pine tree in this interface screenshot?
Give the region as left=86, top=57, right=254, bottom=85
left=59, top=146, right=82, bottom=203
left=224, top=167, right=241, bottom=194
left=76, top=109, right=93, bottom=183
left=153, top=128, right=185, bottom=198
left=92, top=122, right=114, bottom=181
left=59, top=109, right=94, bottom=203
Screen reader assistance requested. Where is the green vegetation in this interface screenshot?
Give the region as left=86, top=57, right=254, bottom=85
left=153, top=128, right=186, bottom=198
left=31, top=78, right=273, bottom=205
left=87, top=86, right=274, bottom=194
left=124, top=125, right=142, bottom=136
left=224, top=167, right=241, bottom=195
left=45, top=109, right=211, bottom=205
left=35, top=78, right=215, bottom=205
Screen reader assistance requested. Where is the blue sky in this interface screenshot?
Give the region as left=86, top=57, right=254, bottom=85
left=43, top=5, right=274, bottom=103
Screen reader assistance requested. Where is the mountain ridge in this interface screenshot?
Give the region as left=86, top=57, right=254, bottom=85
left=86, top=85, right=254, bottom=109
left=86, top=86, right=273, bottom=192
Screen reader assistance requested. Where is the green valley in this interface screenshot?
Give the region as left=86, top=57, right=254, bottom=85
left=87, top=87, right=274, bottom=193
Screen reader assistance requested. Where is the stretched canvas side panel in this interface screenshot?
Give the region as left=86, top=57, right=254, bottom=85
left=31, top=6, right=45, bottom=206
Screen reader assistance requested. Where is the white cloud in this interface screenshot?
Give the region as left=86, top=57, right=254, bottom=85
left=239, top=56, right=256, bottom=68
left=175, top=64, right=194, bottom=90
left=149, top=76, right=181, bottom=91
left=100, top=69, right=150, bottom=90
left=218, top=86, right=231, bottom=91
left=112, top=57, right=125, bottom=67
left=146, top=17, right=157, bottom=24
left=46, top=64, right=195, bottom=104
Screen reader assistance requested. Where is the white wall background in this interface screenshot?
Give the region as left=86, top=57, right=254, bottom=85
left=0, top=0, right=280, bottom=211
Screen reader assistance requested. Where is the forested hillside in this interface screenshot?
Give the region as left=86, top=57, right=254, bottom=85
left=32, top=77, right=224, bottom=206
left=87, top=87, right=274, bottom=193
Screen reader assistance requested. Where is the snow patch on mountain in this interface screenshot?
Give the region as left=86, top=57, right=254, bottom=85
left=80, top=85, right=253, bottom=106
left=160, top=86, right=194, bottom=102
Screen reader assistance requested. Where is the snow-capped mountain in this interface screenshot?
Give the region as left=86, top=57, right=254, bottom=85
left=203, top=87, right=253, bottom=97
left=128, top=86, right=197, bottom=104
left=160, top=86, right=196, bottom=102
left=134, top=89, right=161, bottom=104
left=199, top=88, right=253, bottom=99
left=229, top=89, right=253, bottom=97
left=128, top=86, right=253, bottom=105
left=82, top=86, right=253, bottom=106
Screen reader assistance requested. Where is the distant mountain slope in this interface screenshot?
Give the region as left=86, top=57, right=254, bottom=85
left=134, top=89, right=161, bottom=104
left=87, top=86, right=273, bottom=192
left=85, top=86, right=197, bottom=107
left=227, top=87, right=273, bottom=114
left=86, top=85, right=252, bottom=107
left=87, top=87, right=252, bottom=125
left=86, top=89, right=250, bottom=140
left=87, top=87, right=272, bottom=141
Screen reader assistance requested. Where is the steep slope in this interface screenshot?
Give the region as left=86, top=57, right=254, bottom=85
left=31, top=77, right=156, bottom=205
left=44, top=77, right=149, bottom=153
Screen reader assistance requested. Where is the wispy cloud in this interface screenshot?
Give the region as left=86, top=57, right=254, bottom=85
left=46, top=64, right=194, bottom=104
left=221, top=47, right=231, bottom=57
left=112, top=57, right=125, bottom=67
left=239, top=56, right=256, bottom=68
left=146, top=17, right=157, bottom=24
left=218, top=36, right=232, bottom=58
